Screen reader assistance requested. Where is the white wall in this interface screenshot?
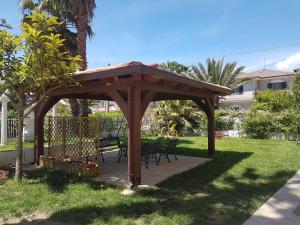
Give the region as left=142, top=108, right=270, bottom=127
left=0, top=147, right=48, bottom=167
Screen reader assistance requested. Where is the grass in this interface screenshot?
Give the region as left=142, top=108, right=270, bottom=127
left=0, top=140, right=34, bottom=151
left=1, top=137, right=300, bottom=225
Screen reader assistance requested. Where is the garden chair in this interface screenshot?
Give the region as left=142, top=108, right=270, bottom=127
left=117, top=138, right=128, bottom=162
left=158, top=138, right=179, bottom=163
left=141, top=142, right=159, bottom=169
left=95, top=136, right=123, bottom=162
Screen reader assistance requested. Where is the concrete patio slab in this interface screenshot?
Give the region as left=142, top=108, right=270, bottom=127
left=93, top=151, right=211, bottom=186
left=243, top=170, right=300, bottom=225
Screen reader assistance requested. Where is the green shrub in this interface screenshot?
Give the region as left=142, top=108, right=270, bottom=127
left=243, top=112, right=275, bottom=139
left=215, top=109, right=242, bottom=130
left=89, top=111, right=123, bottom=118
left=253, top=90, right=295, bottom=112
left=274, top=109, right=300, bottom=134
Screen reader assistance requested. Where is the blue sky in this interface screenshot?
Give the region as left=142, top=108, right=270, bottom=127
left=1, top=0, right=300, bottom=71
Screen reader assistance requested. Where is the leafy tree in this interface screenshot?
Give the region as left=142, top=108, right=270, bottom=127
left=159, top=61, right=189, bottom=75
left=253, top=90, right=295, bottom=112
left=0, top=12, right=79, bottom=181
left=244, top=90, right=299, bottom=139
left=20, top=0, right=96, bottom=117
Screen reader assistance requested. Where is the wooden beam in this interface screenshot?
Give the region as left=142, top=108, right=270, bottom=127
left=34, top=97, right=60, bottom=164
left=48, top=78, right=131, bottom=96
left=137, top=81, right=213, bottom=99
left=108, top=90, right=129, bottom=121
left=206, top=97, right=215, bottom=156
left=141, top=91, right=157, bottom=118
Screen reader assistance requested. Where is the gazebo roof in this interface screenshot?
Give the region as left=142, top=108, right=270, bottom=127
left=50, top=61, right=232, bottom=101
left=76, top=61, right=231, bottom=93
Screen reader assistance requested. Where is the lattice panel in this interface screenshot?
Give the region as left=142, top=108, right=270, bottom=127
left=47, top=116, right=128, bottom=161
left=48, top=117, right=100, bottom=160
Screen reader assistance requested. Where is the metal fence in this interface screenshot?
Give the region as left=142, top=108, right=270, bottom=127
left=0, top=118, right=18, bottom=139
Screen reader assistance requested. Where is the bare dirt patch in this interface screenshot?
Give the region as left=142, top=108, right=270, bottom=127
left=0, top=212, right=77, bottom=225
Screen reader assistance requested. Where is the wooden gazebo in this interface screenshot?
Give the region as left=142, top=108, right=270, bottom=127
left=34, top=61, right=232, bottom=186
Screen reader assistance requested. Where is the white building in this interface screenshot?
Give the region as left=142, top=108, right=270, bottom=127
left=221, top=69, right=295, bottom=111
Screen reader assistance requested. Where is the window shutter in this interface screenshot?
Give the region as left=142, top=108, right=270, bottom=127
left=267, top=83, right=273, bottom=89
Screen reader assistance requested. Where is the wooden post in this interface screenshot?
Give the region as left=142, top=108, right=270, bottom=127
left=193, top=98, right=216, bottom=156
left=207, top=105, right=215, bottom=156
left=34, top=97, right=59, bottom=164
left=127, top=86, right=142, bottom=187
left=34, top=113, right=44, bottom=164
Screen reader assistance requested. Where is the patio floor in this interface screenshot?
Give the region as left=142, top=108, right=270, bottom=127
left=93, top=151, right=211, bottom=186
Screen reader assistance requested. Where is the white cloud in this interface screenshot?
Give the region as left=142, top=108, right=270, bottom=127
left=275, top=52, right=300, bottom=71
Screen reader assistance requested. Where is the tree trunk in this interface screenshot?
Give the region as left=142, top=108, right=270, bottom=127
left=76, top=11, right=88, bottom=71
left=79, top=99, right=90, bottom=117
left=15, top=113, right=24, bottom=182
left=76, top=8, right=89, bottom=116
left=69, top=99, right=80, bottom=117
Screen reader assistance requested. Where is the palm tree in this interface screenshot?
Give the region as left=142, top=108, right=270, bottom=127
left=154, top=100, right=202, bottom=136
left=189, top=58, right=244, bottom=88
left=159, top=61, right=189, bottom=75
left=64, top=0, right=96, bottom=117
left=20, top=0, right=96, bottom=116
left=189, top=58, right=244, bottom=106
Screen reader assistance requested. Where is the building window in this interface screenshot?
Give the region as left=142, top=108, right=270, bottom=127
left=231, top=106, right=240, bottom=111
left=234, top=85, right=244, bottom=95
left=267, top=82, right=287, bottom=90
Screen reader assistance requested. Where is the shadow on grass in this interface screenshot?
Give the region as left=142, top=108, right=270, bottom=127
left=24, top=168, right=112, bottom=193
left=3, top=147, right=297, bottom=225
left=5, top=169, right=295, bottom=225
left=157, top=148, right=252, bottom=194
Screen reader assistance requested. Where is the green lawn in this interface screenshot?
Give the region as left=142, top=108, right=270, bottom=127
left=1, top=137, right=300, bottom=225
left=0, top=140, right=34, bottom=151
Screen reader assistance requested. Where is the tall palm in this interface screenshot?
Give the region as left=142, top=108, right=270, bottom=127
left=20, top=0, right=96, bottom=116
left=159, top=61, right=189, bottom=75
left=64, top=0, right=96, bottom=117
left=189, top=58, right=244, bottom=88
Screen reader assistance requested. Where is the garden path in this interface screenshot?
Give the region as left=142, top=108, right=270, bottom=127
left=243, top=171, right=300, bottom=225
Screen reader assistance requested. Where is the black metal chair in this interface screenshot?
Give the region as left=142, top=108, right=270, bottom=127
left=158, top=138, right=178, bottom=163
left=95, top=136, right=123, bottom=162
left=117, top=138, right=128, bottom=162
left=141, top=142, right=159, bottom=169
